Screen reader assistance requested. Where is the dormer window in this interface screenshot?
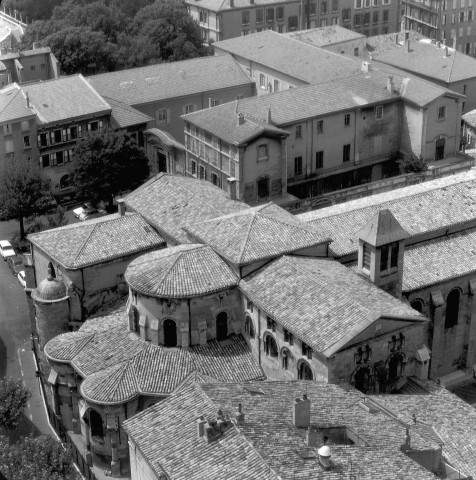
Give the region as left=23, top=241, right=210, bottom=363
left=380, top=242, right=399, bottom=273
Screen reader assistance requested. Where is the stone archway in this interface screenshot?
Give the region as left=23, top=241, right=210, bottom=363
left=298, top=360, right=313, bottom=380
left=350, top=364, right=374, bottom=393
left=163, top=319, right=177, bottom=347
left=386, top=351, right=406, bottom=380
left=216, top=311, right=228, bottom=341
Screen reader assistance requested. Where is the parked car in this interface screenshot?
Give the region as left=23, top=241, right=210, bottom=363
left=0, top=240, right=16, bottom=261
left=7, top=255, right=24, bottom=275
left=79, top=208, right=107, bottom=222
left=73, top=202, right=91, bottom=218
left=17, top=270, right=26, bottom=288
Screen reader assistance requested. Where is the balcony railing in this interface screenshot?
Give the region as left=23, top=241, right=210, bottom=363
left=403, top=0, right=439, bottom=13
left=287, top=152, right=397, bottom=186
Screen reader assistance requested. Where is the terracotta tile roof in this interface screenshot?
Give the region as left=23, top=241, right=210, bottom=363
left=371, top=38, right=476, bottom=83
left=80, top=296, right=127, bottom=330
left=463, top=109, right=476, bottom=128
left=28, top=213, right=165, bottom=270
left=125, top=244, right=239, bottom=298
left=45, top=319, right=264, bottom=404
left=123, top=380, right=439, bottom=480
left=0, top=84, right=35, bottom=123
left=185, top=0, right=299, bottom=11
left=22, top=74, right=111, bottom=125
left=183, top=203, right=329, bottom=266
left=87, top=55, right=253, bottom=106
left=239, top=256, right=424, bottom=356
left=366, top=31, right=427, bottom=57
left=124, top=173, right=249, bottom=244
left=286, top=26, right=365, bottom=46
left=105, top=96, right=153, bottom=129
left=298, top=169, right=476, bottom=257
left=214, top=30, right=361, bottom=85
left=377, top=382, right=476, bottom=478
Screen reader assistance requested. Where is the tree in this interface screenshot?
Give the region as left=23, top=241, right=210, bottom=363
left=71, top=129, right=150, bottom=206
left=0, top=435, right=79, bottom=480
left=0, top=378, right=30, bottom=431
left=397, top=152, right=429, bottom=174
left=0, top=157, right=54, bottom=239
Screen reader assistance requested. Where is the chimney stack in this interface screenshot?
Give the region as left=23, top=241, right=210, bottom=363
left=235, top=403, right=245, bottom=426
left=293, top=394, right=311, bottom=428
left=117, top=198, right=126, bottom=217
left=361, top=61, right=371, bottom=72
left=237, top=113, right=245, bottom=126
left=197, top=415, right=206, bottom=439
left=387, top=76, right=394, bottom=93
left=227, top=177, right=237, bottom=200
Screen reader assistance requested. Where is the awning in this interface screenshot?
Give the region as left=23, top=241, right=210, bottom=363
left=145, top=128, right=185, bottom=150
left=416, top=345, right=431, bottom=362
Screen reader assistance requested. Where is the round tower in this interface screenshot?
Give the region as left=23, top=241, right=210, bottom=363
left=31, top=267, right=70, bottom=350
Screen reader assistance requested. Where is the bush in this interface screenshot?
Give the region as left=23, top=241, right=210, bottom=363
left=397, top=153, right=428, bottom=174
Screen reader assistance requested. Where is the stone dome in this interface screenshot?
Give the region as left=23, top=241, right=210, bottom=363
left=32, top=269, right=68, bottom=303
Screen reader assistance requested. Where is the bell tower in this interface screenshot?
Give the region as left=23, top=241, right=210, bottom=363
left=357, top=209, right=407, bottom=298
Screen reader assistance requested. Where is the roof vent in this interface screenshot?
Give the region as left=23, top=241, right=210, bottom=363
left=237, top=113, right=245, bottom=126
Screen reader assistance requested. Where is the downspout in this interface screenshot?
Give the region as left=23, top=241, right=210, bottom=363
left=258, top=308, right=262, bottom=366
left=188, top=299, right=192, bottom=346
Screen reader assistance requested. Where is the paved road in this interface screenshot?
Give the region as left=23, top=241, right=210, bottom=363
left=0, top=211, right=79, bottom=441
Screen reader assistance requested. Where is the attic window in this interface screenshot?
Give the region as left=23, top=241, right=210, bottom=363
left=380, top=242, right=399, bottom=273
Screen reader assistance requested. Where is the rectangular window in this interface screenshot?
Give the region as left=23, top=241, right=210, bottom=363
left=211, top=99, right=220, bottom=107
left=3, top=123, right=12, bottom=135
left=184, top=104, right=195, bottom=114
left=30, top=65, right=35, bottom=71
left=382, top=0, right=390, bottom=4
left=363, top=244, right=371, bottom=270
left=199, top=164, right=206, bottom=180
left=241, top=29, right=249, bottom=36
left=438, top=105, right=446, bottom=120
left=373, top=10, right=379, bottom=22
left=88, top=121, right=102, bottom=132
left=373, top=0, right=379, bottom=5
left=23, top=135, right=30, bottom=148
left=288, top=15, right=298, bottom=29
left=355, top=0, right=362, bottom=7
left=382, top=9, right=389, bottom=21
left=461, top=0, right=465, bottom=7
left=390, top=242, right=399, bottom=268
left=50, top=152, right=57, bottom=166
left=332, top=0, right=338, bottom=11
left=211, top=173, right=220, bottom=187
left=442, top=14, right=446, bottom=25
left=305, top=2, right=317, bottom=14
left=342, top=8, right=351, bottom=20
left=266, top=8, right=274, bottom=20
left=56, top=150, right=64, bottom=165
left=443, top=0, right=447, bottom=8
left=277, top=6, right=284, bottom=19
left=256, top=9, right=263, bottom=22
left=320, top=1, right=328, bottom=13
left=316, top=151, right=323, bottom=169
left=452, top=13, right=456, bottom=23
left=317, top=120, right=324, bottom=133
left=38, top=132, right=48, bottom=147
left=354, top=13, right=362, bottom=25
left=191, top=159, right=197, bottom=176
left=258, top=144, right=268, bottom=160
left=365, top=0, right=371, bottom=7
left=41, top=154, right=50, bottom=168
left=453, top=0, right=457, bottom=8
left=459, top=27, right=464, bottom=37
left=294, top=156, right=303, bottom=175
left=277, top=24, right=284, bottom=32
left=344, top=113, right=351, bottom=126
left=380, top=242, right=399, bottom=272
left=469, top=10, right=473, bottom=20
left=343, top=144, right=351, bottom=162
left=259, top=73, right=266, bottom=88
left=41, top=63, right=46, bottom=70
left=380, top=244, right=389, bottom=271
left=320, top=18, right=328, bottom=26
left=375, top=105, right=383, bottom=120
left=464, top=84, right=468, bottom=95
left=460, top=11, right=464, bottom=21
left=296, top=125, right=302, bottom=138
left=64, top=149, right=73, bottom=163
left=4, top=138, right=13, bottom=153
left=468, top=26, right=472, bottom=36
left=157, top=108, right=168, bottom=125
left=242, top=10, right=250, bottom=24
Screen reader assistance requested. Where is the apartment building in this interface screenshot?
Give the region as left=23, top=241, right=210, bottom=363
left=186, top=0, right=400, bottom=41
left=402, top=0, right=476, bottom=53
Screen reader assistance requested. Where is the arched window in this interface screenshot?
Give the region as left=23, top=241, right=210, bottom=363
left=216, top=312, right=228, bottom=341
left=163, top=319, right=177, bottom=347
left=386, top=351, right=406, bottom=380
left=59, top=174, right=70, bottom=190
left=264, top=334, right=278, bottom=357
left=445, top=289, right=460, bottom=329
left=244, top=315, right=255, bottom=338
left=411, top=299, right=424, bottom=313
left=89, top=409, right=104, bottom=438
left=132, top=306, right=140, bottom=332
left=47, top=261, right=56, bottom=279
left=298, top=360, right=313, bottom=380
left=281, top=348, right=293, bottom=370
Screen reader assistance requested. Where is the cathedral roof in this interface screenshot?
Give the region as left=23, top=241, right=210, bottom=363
left=125, top=244, right=239, bottom=298
left=183, top=203, right=329, bottom=267
left=240, top=256, right=425, bottom=356
left=45, top=320, right=264, bottom=404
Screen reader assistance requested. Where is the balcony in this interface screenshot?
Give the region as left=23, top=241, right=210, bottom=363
left=287, top=152, right=397, bottom=186
left=402, top=0, right=439, bottom=13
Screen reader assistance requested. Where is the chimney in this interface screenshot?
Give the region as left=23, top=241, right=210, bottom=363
left=293, top=394, right=311, bottom=428
left=361, top=61, right=371, bottom=72
left=404, top=39, right=410, bottom=53
left=267, top=107, right=272, bottom=124
left=227, top=177, right=237, bottom=200
left=237, top=113, right=245, bottom=126
left=235, top=403, right=245, bottom=426
left=387, top=76, right=394, bottom=93
left=197, top=416, right=207, bottom=439
left=117, top=198, right=126, bottom=216
left=317, top=445, right=331, bottom=469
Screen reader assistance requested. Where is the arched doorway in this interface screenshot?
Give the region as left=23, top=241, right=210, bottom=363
left=157, top=148, right=167, bottom=173
left=354, top=365, right=373, bottom=393
left=216, top=312, right=228, bottom=341
left=435, top=138, right=445, bottom=160
left=163, top=319, right=177, bottom=347
left=298, top=361, right=313, bottom=380
left=445, top=288, right=460, bottom=329
left=387, top=352, right=406, bottom=380
left=89, top=410, right=104, bottom=438
left=59, top=174, right=70, bottom=190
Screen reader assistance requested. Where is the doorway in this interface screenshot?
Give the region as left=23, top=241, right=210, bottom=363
left=216, top=312, right=228, bottom=341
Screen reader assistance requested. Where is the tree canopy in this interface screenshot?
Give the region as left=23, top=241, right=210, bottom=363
left=0, top=378, right=30, bottom=431
left=70, top=129, right=150, bottom=205
left=0, top=435, right=79, bottom=480
left=18, top=0, right=212, bottom=74
left=0, top=157, right=55, bottom=239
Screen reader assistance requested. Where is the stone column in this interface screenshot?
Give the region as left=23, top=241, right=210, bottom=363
left=430, top=290, right=445, bottom=379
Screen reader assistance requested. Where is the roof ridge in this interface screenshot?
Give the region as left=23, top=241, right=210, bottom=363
left=238, top=212, right=259, bottom=263
left=72, top=221, right=101, bottom=267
